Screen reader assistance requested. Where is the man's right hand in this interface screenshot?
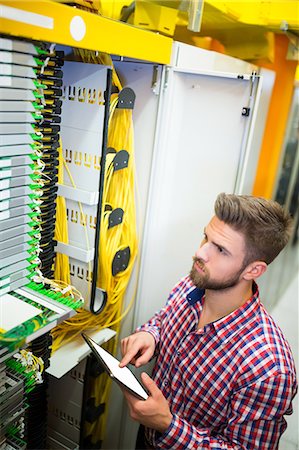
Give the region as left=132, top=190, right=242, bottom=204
left=119, top=331, right=156, bottom=368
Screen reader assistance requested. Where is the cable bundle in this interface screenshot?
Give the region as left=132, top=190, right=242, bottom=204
left=6, top=349, right=44, bottom=394
left=53, top=141, right=71, bottom=284
left=36, top=50, right=64, bottom=279
left=6, top=334, right=52, bottom=450
left=51, top=50, right=138, bottom=446
left=52, top=51, right=138, bottom=346
left=84, top=79, right=138, bottom=447
left=89, top=93, right=138, bottom=343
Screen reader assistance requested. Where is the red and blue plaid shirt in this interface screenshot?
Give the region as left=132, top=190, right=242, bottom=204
left=137, top=275, right=297, bottom=449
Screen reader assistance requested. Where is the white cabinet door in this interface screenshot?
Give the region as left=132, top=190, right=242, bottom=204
left=134, top=66, right=259, bottom=326
left=105, top=46, right=262, bottom=450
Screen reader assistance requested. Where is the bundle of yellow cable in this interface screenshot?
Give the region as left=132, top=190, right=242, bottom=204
left=51, top=49, right=139, bottom=445
left=53, top=141, right=71, bottom=285
left=51, top=58, right=137, bottom=348
left=86, top=59, right=138, bottom=445
left=97, top=96, right=137, bottom=319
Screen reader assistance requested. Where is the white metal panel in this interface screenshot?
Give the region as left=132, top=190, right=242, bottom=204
left=59, top=61, right=108, bottom=306
left=171, top=41, right=256, bottom=75
left=61, top=61, right=107, bottom=192
left=47, top=328, right=116, bottom=378
left=134, top=66, right=254, bottom=327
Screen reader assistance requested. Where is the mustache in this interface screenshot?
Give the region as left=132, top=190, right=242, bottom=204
left=193, top=256, right=203, bottom=264
left=192, top=257, right=205, bottom=269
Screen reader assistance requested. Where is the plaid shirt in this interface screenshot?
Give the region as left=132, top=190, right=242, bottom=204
left=137, top=275, right=297, bottom=449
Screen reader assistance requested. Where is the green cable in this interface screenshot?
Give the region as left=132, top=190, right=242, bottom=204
left=33, top=57, right=44, bottom=66
left=32, top=101, right=44, bottom=110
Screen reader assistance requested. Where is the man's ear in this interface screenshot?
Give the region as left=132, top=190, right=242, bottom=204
left=243, top=261, right=267, bottom=280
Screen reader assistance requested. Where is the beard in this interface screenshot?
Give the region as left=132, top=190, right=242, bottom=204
left=190, top=257, right=246, bottom=291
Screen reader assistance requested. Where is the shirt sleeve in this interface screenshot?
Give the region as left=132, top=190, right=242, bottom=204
left=135, top=309, right=163, bottom=347
left=154, top=373, right=296, bottom=449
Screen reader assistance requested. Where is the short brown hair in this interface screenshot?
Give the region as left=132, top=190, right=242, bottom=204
left=214, top=193, right=293, bottom=265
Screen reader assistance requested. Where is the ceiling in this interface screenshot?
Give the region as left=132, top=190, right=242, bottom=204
left=97, top=0, right=299, bottom=61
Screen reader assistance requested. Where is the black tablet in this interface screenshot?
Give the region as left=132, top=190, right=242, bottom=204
left=81, top=333, right=148, bottom=401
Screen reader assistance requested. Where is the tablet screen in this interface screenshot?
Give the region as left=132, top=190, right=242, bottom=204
left=82, top=333, right=148, bottom=400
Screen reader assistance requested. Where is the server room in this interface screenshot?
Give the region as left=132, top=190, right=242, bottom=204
left=0, top=1, right=298, bottom=449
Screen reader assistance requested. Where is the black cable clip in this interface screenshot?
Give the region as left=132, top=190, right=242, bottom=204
left=112, top=150, right=129, bottom=171
left=89, top=288, right=108, bottom=315
left=117, top=87, right=135, bottom=109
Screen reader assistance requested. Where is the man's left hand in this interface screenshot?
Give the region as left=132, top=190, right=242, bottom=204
left=123, top=372, right=173, bottom=433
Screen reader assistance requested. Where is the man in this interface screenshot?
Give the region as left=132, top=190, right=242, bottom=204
left=120, top=193, right=298, bottom=449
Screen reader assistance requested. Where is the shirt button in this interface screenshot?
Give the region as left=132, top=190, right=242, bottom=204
left=163, top=380, right=169, bottom=386
left=177, top=351, right=181, bottom=356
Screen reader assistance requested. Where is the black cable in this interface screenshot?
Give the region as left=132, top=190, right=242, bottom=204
left=89, top=69, right=113, bottom=315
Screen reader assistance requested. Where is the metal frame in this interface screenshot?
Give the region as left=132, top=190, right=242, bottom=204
left=0, top=0, right=172, bottom=64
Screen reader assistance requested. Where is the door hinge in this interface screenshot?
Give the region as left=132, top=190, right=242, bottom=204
left=151, top=65, right=159, bottom=95
left=241, top=70, right=258, bottom=117
left=163, top=67, right=170, bottom=91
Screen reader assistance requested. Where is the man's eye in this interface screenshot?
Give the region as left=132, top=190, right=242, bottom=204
left=217, top=246, right=224, bottom=253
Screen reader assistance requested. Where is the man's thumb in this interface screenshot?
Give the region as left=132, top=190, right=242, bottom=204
left=141, top=372, right=158, bottom=395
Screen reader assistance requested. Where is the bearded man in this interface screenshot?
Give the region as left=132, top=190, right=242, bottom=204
left=120, top=193, right=298, bottom=450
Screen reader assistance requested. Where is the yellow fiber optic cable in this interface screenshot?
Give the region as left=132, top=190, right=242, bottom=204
left=54, top=140, right=70, bottom=284
left=86, top=87, right=137, bottom=443
left=52, top=60, right=137, bottom=341
left=51, top=48, right=138, bottom=445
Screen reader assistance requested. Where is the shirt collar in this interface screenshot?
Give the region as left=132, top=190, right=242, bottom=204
left=212, top=282, right=260, bottom=343
left=186, top=281, right=260, bottom=341
left=186, top=287, right=205, bottom=305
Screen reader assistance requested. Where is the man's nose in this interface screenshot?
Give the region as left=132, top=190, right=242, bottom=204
left=195, top=242, right=209, bottom=262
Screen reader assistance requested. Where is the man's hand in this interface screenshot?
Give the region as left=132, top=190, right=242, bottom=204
left=120, top=331, right=156, bottom=368
left=123, top=372, right=173, bottom=433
